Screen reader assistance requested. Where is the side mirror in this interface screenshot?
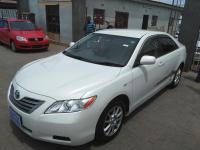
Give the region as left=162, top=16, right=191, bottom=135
left=69, top=42, right=75, bottom=47
left=140, top=55, right=156, bottom=65
left=4, top=27, right=10, bottom=32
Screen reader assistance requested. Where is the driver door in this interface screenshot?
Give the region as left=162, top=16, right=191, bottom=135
left=131, top=37, right=165, bottom=109
left=0, top=20, right=9, bottom=44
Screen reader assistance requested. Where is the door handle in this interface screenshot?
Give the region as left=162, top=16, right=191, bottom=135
left=177, top=51, right=181, bottom=56
left=158, top=61, right=165, bottom=66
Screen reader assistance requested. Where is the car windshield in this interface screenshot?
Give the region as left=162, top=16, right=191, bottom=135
left=63, top=33, right=139, bottom=67
left=10, top=21, right=37, bottom=31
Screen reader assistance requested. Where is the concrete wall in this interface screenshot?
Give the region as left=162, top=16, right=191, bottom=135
left=86, top=0, right=179, bottom=32
left=72, top=0, right=86, bottom=41
left=17, top=0, right=30, bottom=13
left=59, top=2, right=72, bottom=43
left=29, top=0, right=47, bottom=31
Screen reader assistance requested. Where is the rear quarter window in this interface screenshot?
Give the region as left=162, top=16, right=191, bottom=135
left=157, top=36, right=178, bottom=57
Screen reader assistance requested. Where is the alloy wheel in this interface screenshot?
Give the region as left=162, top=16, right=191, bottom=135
left=103, top=105, right=123, bottom=137
left=174, top=68, right=182, bottom=85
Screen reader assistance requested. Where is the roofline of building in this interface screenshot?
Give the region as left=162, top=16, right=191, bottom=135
left=0, top=0, right=17, bottom=4
left=130, top=0, right=184, bottom=12
left=0, top=0, right=17, bottom=9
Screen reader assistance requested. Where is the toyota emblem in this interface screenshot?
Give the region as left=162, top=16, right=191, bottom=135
left=15, top=90, right=20, bottom=100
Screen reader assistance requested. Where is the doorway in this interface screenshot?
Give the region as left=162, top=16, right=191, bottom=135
left=142, top=15, right=149, bottom=30
left=46, top=5, right=60, bottom=33
left=115, top=12, right=129, bottom=28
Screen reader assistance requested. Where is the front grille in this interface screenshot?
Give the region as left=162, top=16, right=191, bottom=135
left=9, top=85, right=44, bottom=114
left=28, top=38, right=43, bottom=42
left=32, top=45, right=43, bottom=48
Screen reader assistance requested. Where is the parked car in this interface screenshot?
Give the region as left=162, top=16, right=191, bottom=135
left=0, top=18, right=49, bottom=52
left=7, top=29, right=186, bottom=146
left=196, top=40, right=200, bottom=56
left=194, top=39, right=200, bottom=61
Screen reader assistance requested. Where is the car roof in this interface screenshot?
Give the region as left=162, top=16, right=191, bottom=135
left=95, top=29, right=167, bottom=38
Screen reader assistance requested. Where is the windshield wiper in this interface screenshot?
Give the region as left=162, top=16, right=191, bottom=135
left=63, top=52, right=123, bottom=67
left=63, top=52, right=92, bottom=62
left=96, top=61, right=123, bottom=67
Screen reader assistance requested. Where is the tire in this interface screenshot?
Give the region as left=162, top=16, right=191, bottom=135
left=95, top=99, right=125, bottom=143
left=44, top=48, right=49, bottom=51
left=169, top=66, right=183, bottom=88
left=10, top=41, right=17, bottom=52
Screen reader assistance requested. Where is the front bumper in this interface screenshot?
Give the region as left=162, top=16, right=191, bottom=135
left=7, top=82, right=96, bottom=146
left=15, top=40, right=49, bottom=50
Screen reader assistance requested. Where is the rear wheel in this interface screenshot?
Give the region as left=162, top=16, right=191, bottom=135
left=170, top=66, right=183, bottom=88
left=95, top=100, right=125, bottom=143
left=10, top=41, right=17, bottom=52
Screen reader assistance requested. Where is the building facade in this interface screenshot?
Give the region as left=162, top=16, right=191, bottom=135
left=28, top=0, right=182, bottom=44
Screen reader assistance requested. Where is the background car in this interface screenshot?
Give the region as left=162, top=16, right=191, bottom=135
left=0, top=18, right=49, bottom=52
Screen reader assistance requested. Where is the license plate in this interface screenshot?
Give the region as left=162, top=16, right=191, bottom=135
left=9, top=107, right=21, bottom=127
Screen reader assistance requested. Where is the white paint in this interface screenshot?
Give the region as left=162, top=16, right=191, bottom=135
left=59, top=2, right=72, bottom=43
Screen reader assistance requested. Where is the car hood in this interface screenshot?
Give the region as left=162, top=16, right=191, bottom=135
left=15, top=53, right=121, bottom=100
left=12, top=30, right=46, bottom=38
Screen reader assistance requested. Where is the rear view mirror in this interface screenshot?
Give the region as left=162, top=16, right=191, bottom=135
left=69, top=42, right=75, bottom=47
left=140, top=55, right=156, bottom=65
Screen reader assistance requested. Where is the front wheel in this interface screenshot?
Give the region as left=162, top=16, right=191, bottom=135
left=170, top=66, right=183, bottom=88
left=95, top=100, right=125, bottom=143
left=10, top=41, right=17, bottom=52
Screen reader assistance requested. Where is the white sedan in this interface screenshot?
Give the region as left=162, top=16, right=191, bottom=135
left=7, top=29, right=186, bottom=146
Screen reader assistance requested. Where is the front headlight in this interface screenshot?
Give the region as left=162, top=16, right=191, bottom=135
left=16, top=36, right=27, bottom=42
left=45, top=96, right=97, bottom=114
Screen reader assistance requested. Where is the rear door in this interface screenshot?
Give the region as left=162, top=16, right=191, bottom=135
left=156, top=36, right=179, bottom=83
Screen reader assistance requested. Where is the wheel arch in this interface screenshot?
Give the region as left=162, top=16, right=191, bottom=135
left=112, top=94, right=130, bottom=114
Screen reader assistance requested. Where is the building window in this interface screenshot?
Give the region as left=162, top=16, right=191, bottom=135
left=115, top=12, right=129, bottom=29
left=93, top=8, right=105, bottom=25
left=151, top=15, right=158, bottom=26
left=46, top=5, right=60, bottom=33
